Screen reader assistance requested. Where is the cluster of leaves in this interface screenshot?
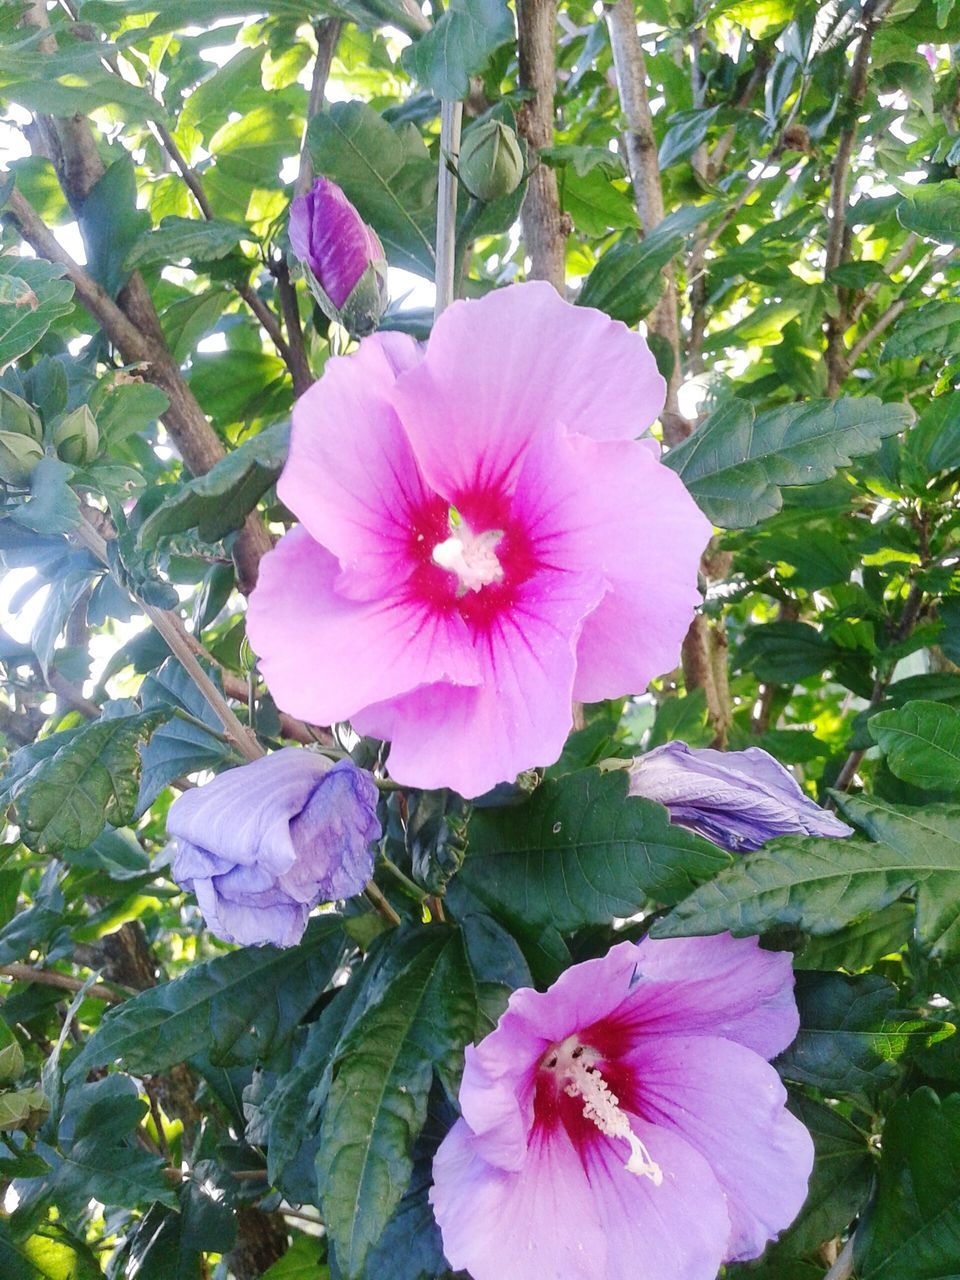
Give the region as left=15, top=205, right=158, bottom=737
left=2, top=0, right=960, bottom=1278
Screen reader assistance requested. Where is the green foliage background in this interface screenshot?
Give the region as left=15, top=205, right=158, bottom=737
left=1, top=0, right=960, bottom=1276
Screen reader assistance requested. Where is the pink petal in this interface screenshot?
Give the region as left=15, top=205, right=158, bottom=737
left=431, top=1114, right=729, bottom=1280
left=278, top=331, right=430, bottom=594
left=391, top=281, right=666, bottom=501
left=566, top=434, right=712, bottom=702
left=352, top=564, right=604, bottom=796
left=621, top=1034, right=814, bottom=1261
left=246, top=526, right=480, bottom=726
left=629, top=933, right=800, bottom=1060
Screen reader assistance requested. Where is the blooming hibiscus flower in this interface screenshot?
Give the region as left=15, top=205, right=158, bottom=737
left=430, top=932, right=813, bottom=1279
left=247, top=283, right=711, bottom=797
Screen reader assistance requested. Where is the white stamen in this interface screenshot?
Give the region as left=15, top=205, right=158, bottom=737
left=547, top=1037, right=663, bottom=1185
left=432, top=526, right=504, bottom=594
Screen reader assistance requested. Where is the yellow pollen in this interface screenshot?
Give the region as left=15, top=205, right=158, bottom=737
left=546, top=1037, right=663, bottom=1185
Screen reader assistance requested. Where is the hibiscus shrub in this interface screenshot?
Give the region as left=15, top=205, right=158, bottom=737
left=1, top=1, right=959, bottom=1278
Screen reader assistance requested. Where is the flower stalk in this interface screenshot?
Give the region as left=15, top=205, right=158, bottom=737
left=435, top=99, right=464, bottom=319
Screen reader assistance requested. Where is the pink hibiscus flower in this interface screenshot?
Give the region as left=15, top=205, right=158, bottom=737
left=430, top=933, right=813, bottom=1279
left=247, top=283, right=710, bottom=797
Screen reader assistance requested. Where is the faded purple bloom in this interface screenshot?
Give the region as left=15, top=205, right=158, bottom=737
left=167, top=748, right=381, bottom=948
left=289, top=176, right=388, bottom=337
left=431, top=933, right=813, bottom=1279
left=628, top=741, right=853, bottom=852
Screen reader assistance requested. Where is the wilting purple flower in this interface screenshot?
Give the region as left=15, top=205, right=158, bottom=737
left=289, top=176, right=388, bottom=337
left=430, top=933, right=813, bottom=1279
left=167, top=748, right=381, bottom=948
left=628, top=741, right=853, bottom=852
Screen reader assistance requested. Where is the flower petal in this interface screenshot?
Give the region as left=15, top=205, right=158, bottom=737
left=352, top=564, right=603, bottom=796
left=167, top=746, right=333, bottom=876
left=278, top=331, right=429, bottom=593
left=621, top=1034, right=814, bottom=1262
left=192, top=876, right=309, bottom=948
left=565, top=434, right=712, bottom=702
left=392, top=281, right=666, bottom=501
left=431, top=1113, right=729, bottom=1280
left=246, top=526, right=481, bottom=726
left=625, top=933, right=801, bottom=1059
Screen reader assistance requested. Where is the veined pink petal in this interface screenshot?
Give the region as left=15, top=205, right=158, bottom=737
left=431, top=1114, right=729, bottom=1280
left=391, top=282, right=667, bottom=501
left=621, top=1034, right=814, bottom=1261
left=246, top=526, right=480, bottom=726
left=565, top=433, right=712, bottom=702
left=279, top=331, right=429, bottom=593
left=352, top=564, right=604, bottom=796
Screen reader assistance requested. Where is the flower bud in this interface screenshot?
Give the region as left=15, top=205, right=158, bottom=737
left=52, top=405, right=100, bottom=466
left=289, top=176, right=388, bottom=339
left=0, top=387, right=42, bottom=443
left=0, top=430, right=44, bottom=485
left=459, top=121, right=524, bottom=203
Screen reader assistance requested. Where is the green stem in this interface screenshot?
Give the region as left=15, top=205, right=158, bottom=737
left=380, top=856, right=428, bottom=901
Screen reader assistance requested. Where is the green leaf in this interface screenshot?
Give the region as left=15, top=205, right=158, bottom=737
left=12, top=711, right=167, bottom=854
left=576, top=205, right=713, bottom=325
left=460, top=768, right=731, bottom=934
left=0, top=1222, right=102, bottom=1280
left=91, top=381, right=169, bottom=449
left=657, top=106, right=720, bottom=169
left=898, top=179, right=960, bottom=243
left=64, top=916, right=346, bottom=1080
left=261, top=1235, right=329, bottom=1278
left=401, top=0, right=514, bottom=99
left=798, top=901, right=915, bottom=971
left=136, top=420, right=289, bottom=548
left=560, top=167, right=638, bottom=237
left=125, top=215, right=250, bottom=270
left=773, top=1096, right=873, bottom=1259
left=308, top=101, right=437, bottom=276
left=664, top=396, right=914, bottom=528
left=870, top=700, right=960, bottom=792
left=10, top=457, right=81, bottom=537
left=0, top=256, right=74, bottom=368
left=81, top=157, right=151, bottom=298
left=838, top=793, right=960, bottom=960
left=882, top=301, right=960, bottom=362
left=116, top=1181, right=236, bottom=1280
left=855, top=1089, right=960, bottom=1279
left=137, top=658, right=233, bottom=811
left=775, top=972, right=953, bottom=1097
left=737, top=621, right=841, bottom=682
left=317, top=928, right=483, bottom=1279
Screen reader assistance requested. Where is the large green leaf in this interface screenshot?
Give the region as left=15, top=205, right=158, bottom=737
left=307, top=102, right=437, bottom=277
left=460, top=768, right=731, bottom=934
left=402, top=0, right=514, bottom=99
left=81, top=157, right=151, bottom=298
left=0, top=256, right=75, bottom=368
left=12, top=711, right=167, bottom=854
left=0, top=1222, right=102, bottom=1280
left=136, top=420, right=289, bottom=547
left=317, top=928, right=488, bottom=1280
left=136, top=658, right=233, bottom=811
left=870, top=699, right=960, bottom=792
left=855, top=1089, right=960, bottom=1280
left=664, top=396, right=914, bottom=528
left=64, top=916, right=346, bottom=1080
left=653, top=793, right=960, bottom=961
left=775, top=972, right=953, bottom=1098
left=882, top=301, right=960, bottom=362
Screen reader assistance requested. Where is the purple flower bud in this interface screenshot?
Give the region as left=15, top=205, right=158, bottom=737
left=167, top=748, right=381, bottom=948
left=628, top=740, right=853, bottom=852
left=288, top=176, right=388, bottom=338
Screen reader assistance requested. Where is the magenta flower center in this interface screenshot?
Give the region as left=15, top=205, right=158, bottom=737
left=540, top=1035, right=663, bottom=1184
left=431, top=508, right=505, bottom=595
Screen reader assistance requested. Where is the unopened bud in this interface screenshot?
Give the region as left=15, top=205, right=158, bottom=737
left=0, top=430, right=44, bottom=485
left=459, top=121, right=524, bottom=203
left=289, top=176, right=388, bottom=339
left=0, top=387, right=42, bottom=443
left=53, top=405, right=100, bottom=466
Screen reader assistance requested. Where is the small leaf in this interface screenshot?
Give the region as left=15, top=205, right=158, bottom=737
left=401, top=0, right=514, bottom=99
left=882, top=301, right=960, bottom=362
left=0, top=257, right=74, bottom=375
left=898, top=179, right=960, bottom=243
left=125, top=215, right=250, bottom=270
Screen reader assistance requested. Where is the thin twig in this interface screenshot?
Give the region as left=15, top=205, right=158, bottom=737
left=294, top=19, right=343, bottom=199
left=0, top=963, right=128, bottom=1004
left=72, top=519, right=263, bottom=763
left=364, top=882, right=402, bottom=927
left=844, top=298, right=906, bottom=369
left=435, top=101, right=463, bottom=319
left=824, top=1235, right=856, bottom=1280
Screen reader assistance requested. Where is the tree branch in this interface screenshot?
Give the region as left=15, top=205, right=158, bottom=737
left=0, top=963, right=128, bottom=1005
left=294, top=18, right=343, bottom=199
left=517, top=0, right=567, bottom=291
left=606, top=0, right=685, bottom=438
